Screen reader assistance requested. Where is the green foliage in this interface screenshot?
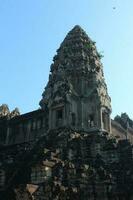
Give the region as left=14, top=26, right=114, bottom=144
left=85, top=43, right=93, bottom=50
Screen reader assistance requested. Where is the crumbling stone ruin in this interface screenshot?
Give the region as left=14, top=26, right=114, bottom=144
left=0, top=25, right=133, bottom=200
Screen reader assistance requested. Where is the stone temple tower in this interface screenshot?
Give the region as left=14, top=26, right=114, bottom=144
left=40, top=25, right=111, bottom=132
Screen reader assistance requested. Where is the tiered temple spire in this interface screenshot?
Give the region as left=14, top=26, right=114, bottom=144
left=40, top=25, right=111, bottom=132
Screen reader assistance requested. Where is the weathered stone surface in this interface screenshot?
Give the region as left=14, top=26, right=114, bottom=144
left=40, top=25, right=111, bottom=132
left=0, top=25, right=133, bottom=200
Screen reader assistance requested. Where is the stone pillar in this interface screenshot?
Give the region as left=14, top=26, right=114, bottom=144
left=49, top=109, right=52, bottom=130
left=108, top=114, right=111, bottom=133
left=100, top=108, right=103, bottom=130
left=6, top=126, right=10, bottom=145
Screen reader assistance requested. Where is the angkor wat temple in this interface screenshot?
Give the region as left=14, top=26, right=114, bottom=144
left=0, top=25, right=133, bottom=200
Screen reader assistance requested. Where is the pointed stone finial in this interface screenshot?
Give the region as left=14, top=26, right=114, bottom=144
left=10, top=108, right=20, bottom=118
left=70, top=25, right=85, bottom=32
left=0, top=104, right=10, bottom=118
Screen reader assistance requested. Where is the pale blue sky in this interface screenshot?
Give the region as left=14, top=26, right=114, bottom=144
left=0, top=0, right=133, bottom=119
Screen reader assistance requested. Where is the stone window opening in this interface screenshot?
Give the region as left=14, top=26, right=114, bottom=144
left=37, top=117, right=43, bottom=129
left=71, top=113, right=76, bottom=126
left=31, top=120, right=36, bottom=131
left=57, top=109, right=63, bottom=119
left=56, top=108, right=63, bottom=127
left=102, top=111, right=109, bottom=131
left=88, top=114, right=94, bottom=127
left=102, top=112, right=105, bottom=129
left=22, top=123, right=27, bottom=134
left=37, top=119, right=41, bottom=129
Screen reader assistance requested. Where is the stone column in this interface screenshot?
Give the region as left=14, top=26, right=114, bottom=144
left=6, top=126, right=10, bottom=145
left=100, top=108, right=103, bottom=130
